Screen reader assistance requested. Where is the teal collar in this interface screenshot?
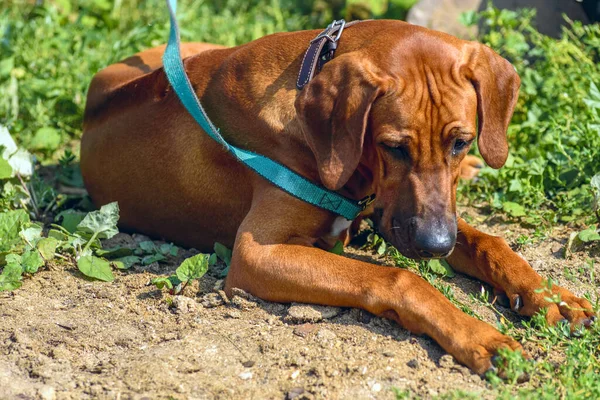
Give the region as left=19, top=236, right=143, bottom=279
left=162, top=0, right=375, bottom=220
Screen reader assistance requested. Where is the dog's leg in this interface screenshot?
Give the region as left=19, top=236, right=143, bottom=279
left=224, top=192, right=521, bottom=374
left=459, top=155, right=484, bottom=180
left=448, top=218, right=596, bottom=327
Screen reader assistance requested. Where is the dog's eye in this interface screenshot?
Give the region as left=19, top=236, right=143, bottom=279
left=452, top=139, right=472, bottom=155
left=383, top=144, right=410, bottom=160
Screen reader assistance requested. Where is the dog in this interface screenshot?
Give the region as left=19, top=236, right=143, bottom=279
left=81, top=20, right=595, bottom=375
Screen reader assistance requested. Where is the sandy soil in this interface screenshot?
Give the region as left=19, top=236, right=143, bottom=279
left=1, top=207, right=598, bottom=400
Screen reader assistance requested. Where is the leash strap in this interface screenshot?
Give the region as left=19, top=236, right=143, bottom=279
left=163, top=0, right=373, bottom=220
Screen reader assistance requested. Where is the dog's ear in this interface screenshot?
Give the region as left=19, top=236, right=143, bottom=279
left=467, top=44, right=520, bottom=169
left=295, top=55, right=386, bottom=190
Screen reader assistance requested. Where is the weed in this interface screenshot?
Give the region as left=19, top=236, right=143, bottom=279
left=460, top=7, right=600, bottom=227
left=1, top=1, right=599, bottom=397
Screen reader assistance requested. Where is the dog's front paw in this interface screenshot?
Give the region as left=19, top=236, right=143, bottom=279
left=497, top=282, right=596, bottom=330
left=459, top=155, right=484, bottom=180
left=450, top=317, right=524, bottom=376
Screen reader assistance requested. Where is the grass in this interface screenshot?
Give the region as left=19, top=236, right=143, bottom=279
left=1, top=1, right=599, bottom=399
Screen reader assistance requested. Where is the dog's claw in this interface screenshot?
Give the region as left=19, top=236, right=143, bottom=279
left=512, top=295, right=522, bottom=312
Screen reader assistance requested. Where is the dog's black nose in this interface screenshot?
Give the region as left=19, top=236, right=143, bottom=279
left=413, top=217, right=456, bottom=259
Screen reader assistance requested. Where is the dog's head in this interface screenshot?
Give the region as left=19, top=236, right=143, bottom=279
left=295, top=25, right=520, bottom=259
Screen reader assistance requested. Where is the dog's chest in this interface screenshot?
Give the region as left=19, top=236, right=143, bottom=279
left=329, top=217, right=352, bottom=237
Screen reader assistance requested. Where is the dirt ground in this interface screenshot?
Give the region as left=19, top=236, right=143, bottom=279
left=1, top=207, right=598, bottom=400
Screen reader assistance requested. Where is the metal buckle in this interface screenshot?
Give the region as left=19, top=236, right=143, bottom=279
left=310, top=19, right=346, bottom=44
left=357, top=193, right=376, bottom=210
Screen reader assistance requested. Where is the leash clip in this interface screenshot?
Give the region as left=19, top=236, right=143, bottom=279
left=358, top=193, right=376, bottom=210
left=310, top=19, right=346, bottom=44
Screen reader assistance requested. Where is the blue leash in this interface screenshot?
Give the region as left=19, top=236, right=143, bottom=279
left=162, top=0, right=372, bottom=220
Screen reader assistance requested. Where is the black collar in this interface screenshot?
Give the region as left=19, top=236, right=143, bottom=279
left=296, top=20, right=363, bottom=90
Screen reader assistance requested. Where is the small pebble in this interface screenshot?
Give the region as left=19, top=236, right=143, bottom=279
left=39, top=386, right=56, bottom=400
left=293, top=323, right=317, bottom=338
left=316, top=328, right=337, bottom=341
left=407, top=359, right=419, bottom=369
left=201, top=293, right=224, bottom=308
left=242, top=360, right=255, bottom=368
left=231, top=295, right=256, bottom=310
left=286, top=387, right=305, bottom=400
left=225, top=310, right=242, bottom=319
left=230, top=287, right=259, bottom=302
left=171, top=295, right=197, bottom=314
left=213, top=279, right=224, bottom=292
left=217, top=290, right=230, bottom=304
left=285, top=303, right=340, bottom=323
left=439, top=354, right=455, bottom=368
left=239, top=371, right=253, bottom=380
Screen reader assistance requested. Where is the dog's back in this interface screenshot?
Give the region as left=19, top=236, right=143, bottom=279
left=84, top=43, right=225, bottom=125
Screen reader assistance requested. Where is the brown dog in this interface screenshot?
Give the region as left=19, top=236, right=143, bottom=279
left=81, top=21, right=595, bottom=374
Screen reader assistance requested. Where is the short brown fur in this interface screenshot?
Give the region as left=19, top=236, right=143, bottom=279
left=81, top=21, right=594, bottom=374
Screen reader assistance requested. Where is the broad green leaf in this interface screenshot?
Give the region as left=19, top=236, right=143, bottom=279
left=159, top=243, right=178, bottom=256
left=0, top=262, right=23, bottom=291
left=377, top=241, right=387, bottom=255
left=584, top=81, right=600, bottom=109
left=111, top=261, right=125, bottom=270
left=428, top=259, right=456, bottom=278
left=502, top=202, right=526, bottom=217
left=565, top=231, right=579, bottom=258
left=20, top=225, right=43, bottom=246
left=48, top=228, right=69, bottom=241
left=208, top=253, right=218, bottom=266
left=114, top=255, right=140, bottom=269
left=214, top=242, right=232, bottom=266
left=141, top=253, right=166, bottom=265
left=76, top=202, right=119, bottom=240
left=21, top=249, right=44, bottom=274
left=0, top=126, right=18, bottom=157
left=30, top=127, right=61, bottom=151
left=0, top=209, right=30, bottom=250
left=7, top=148, right=33, bottom=178
left=0, top=127, right=33, bottom=178
left=459, top=10, right=478, bottom=27
left=578, top=227, right=600, bottom=243
left=5, top=253, right=21, bottom=266
left=37, top=237, right=59, bottom=260
left=0, top=157, right=12, bottom=179
left=138, top=241, right=156, bottom=253
left=330, top=240, right=344, bottom=255
left=57, top=210, right=86, bottom=233
left=151, top=276, right=174, bottom=290
left=176, top=254, right=209, bottom=282
left=77, top=255, right=114, bottom=282
left=508, top=179, right=523, bottom=193
left=0, top=57, right=14, bottom=78
left=95, top=246, right=134, bottom=259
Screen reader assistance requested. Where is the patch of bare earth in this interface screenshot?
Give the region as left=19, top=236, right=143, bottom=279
left=1, top=208, right=598, bottom=399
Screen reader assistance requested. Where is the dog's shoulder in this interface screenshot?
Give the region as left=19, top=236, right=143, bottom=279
left=83, top=43, right=227, bottom=125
